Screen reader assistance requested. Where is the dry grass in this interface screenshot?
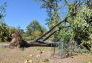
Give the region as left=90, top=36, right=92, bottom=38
left=0, top=46, right=92, bottom=63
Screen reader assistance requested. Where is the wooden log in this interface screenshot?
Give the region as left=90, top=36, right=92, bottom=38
left=42, top=26, right=71, bottom=41
left=33, top=17, right=67, bottom=42
left=42, top=30, right=57, bottom=41
left=28, top=42, right=59, bottom=47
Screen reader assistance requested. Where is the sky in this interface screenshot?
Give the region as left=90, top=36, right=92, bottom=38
left=5, top=0, right=47, bottom=30
left=4, top=0, right=68, bottom=30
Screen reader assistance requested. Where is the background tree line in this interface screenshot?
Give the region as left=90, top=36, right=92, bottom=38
left=0, top=0, right=92, bottom=52
left=0, top=0, right=47, bottom=42
left=0, top=20, right=47, bottom=42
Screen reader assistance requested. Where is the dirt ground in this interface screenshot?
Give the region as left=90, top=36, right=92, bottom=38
left=0, top=46, right=92, bottom=63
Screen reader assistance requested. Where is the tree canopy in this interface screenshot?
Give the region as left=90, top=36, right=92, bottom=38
left=26, top=20, right=47, bottom=40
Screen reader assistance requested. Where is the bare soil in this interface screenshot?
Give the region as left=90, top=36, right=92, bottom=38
left=0, top=46, right=92, bottom=63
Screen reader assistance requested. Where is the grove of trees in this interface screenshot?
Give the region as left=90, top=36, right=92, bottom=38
left=0, top=0, right=92, bottom=57
left=37, top=0, right=92, bottom=57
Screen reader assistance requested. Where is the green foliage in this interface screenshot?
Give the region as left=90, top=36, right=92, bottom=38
left=26, top=20, right=47, bottom=40
left=72, top=6, right=92, bottom=44
left=38, top=0, right=62, bottom=42
left=58, top=0, right=92, bottom=52
left=0, top=21, right=25, bottom=42
left=0, top=1, right=7, bottom=19
left=17, top=26, right=24, bottom=35
left=0, top=21, right=10, bottom=42
left=0, top=1, right=8, bottom=42
left=64, top=5, right=92, bottom=51
left=23, top=35, right=32, bottom=41
left=60, top=28, right=74, bottom=43
left=37, top=0, right=61, bottom=27
left=43, top=59, right=49, bottom=62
